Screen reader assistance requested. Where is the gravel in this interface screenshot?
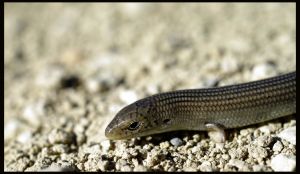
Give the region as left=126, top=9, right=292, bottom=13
left=271, top=154, right=296, bottom=171
left=278, top=126, right=296, bottom=145
left=4, top=3, right=295, bottom=172
left=170, top=138, right=184, bottom=147
left=272, top=141, right=284, bottom=152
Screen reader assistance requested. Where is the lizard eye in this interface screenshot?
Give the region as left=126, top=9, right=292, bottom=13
left=128, top=121, right=140, bottom=131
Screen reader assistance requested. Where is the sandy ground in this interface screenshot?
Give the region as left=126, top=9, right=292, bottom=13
left=4, top=3, right=296, bottom=171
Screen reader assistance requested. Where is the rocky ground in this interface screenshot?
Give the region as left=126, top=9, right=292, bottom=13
left=4, top=3, right=296, bottom=171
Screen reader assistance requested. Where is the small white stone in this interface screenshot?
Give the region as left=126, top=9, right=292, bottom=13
left=86, top=73, right=121, bottom=93
left=100, top=140, right=112, bottom=153
left=229, top=159, right=244, bottom=168
left=35, top=66, right=65, bottom=88
left=41, top=164, right=65, bottom=171
left=278, top=126, right=296, bottom=145
left=222, top=154, right=230, bottom=160
left=133, top=165, right=147, bottom=172
left=191, top=146, right=200, bottom=154
left=159, top=141, right=170, bottom=149
left=208, top=129, right=225, bottom=143
left=221, top=55, right=239, bottom=73
left=119, top=90, right=138, bottom=104
left=85, top=78, right=100, bottom=93
left=258, top=125, right=271, bottom=134
left=272, top=141, right=283, bottom=152
left=240, top=129, right=250, bottom=136
left=271, top=154, right=296, bottom=171
left=108, top=104, right=123, bottom=114
left=250, top=146, right=268, bottom=159
left=254, top=135, right=272, bottom=147
left=52, top=144, right=69, bottom=154
left=215, top=142, right=225, bottom=149
left=4, top=119, right=19, bottom=140
left=170, top=137, right=183, bottom=147
left=120, top=165, right=132, bottom=172
left=84, top=144, right=101, bottom=154
left=17, top=131, right=32, bottom=144
left=146, top=84, right=159, bottom=95
left=252, top=164, right=264, bottom=171
left=199, top=161, right=212, bottom=171
left=98, top=160, right=109, bottom=171
left=202, top=76, right=219, bottom=88
left=228, top=159, right=249, bottom=171
left=251, top=63, right=277, bottom=81
left=22, top=100, right=46, bottom=126
left=48, top=129, right=73, bottom=145
left=183, top=167, right=197, bottom=172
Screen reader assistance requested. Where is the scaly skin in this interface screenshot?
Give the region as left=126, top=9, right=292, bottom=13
left=105, top=72, right=296, bottom=140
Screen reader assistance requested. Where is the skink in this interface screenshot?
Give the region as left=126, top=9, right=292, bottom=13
left=105, top=71, right=296, bottom=140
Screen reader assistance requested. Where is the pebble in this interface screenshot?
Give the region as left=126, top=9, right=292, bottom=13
left=167, top=166, right=176, bottom=172
left=17, top=131, right=32, bottom=144
left=120, top=165, right=133, bottom=172
left=84, top=144, right=101, bottom=155
left=35, top=65, right=65, bottom=88
left=252, top=164, right=264, bottom=172
left=85, top=78, right=100, bottom=93
left=272, top=141, right=283, bottom=152
left=207, top=129, right=225, bottom=143
left=185, top=140, right=195, bottom=148
left=251, top=63, right=277, bottom=81
left=221, top=154, right=230, bottom=161
left=215, top=142, right=225, bottom=149
left=48, top=129, right=74, bottom=145
left=228, top=147, right=248, bottom=159
left=201, top=75, right=219, bottom=88
left=4, top=5, right=295, bottom=173
left=191, top=146, right=200, bottom=154
left=100, top=140, right=112, bottom=153
left=98, top=160, right=109, bottom=171
left=271, top=154, right=296, bottom=171
left=199, top=161, right=212, bottom=171
left=170, top=137, right=183, bottom=147
left=258, top=125, right=271, bottom=135
left=249, top=146, right=268, bottom=159
left=119, top=90, right=138, bottom=104
left=4, top=119, right=19, bottom=140
left=22, top=100, right=46, bottom=126
left=278, top=126, right=296, bottom=145
left=146, top=84, right=159, bottom=95
left=159, top=141, right=170, bottom=149
left=283, top=119, right=296, bottom=129
left=133, top=165, right=148, bottom=172
left=60, top=49, right=84, bottom=67
left=108, top=104, right=123, bottom=114
left=85, top=73, right=121, bottom=93
left=254, top=135, right=272, bottom=147
left=145, top=149, right=164, bottom=167
left=221, top=55, right=240, bottom=73
left=127, top=148, right=138, bottom=157
left=41, top=163, right=74, bottom=171
left=192, top=134, right=201, bottom=142
left=183, top=167, right=198, bottom=172
left=240, top=129, right=250, bottom=136
left=51, top=144, right=70, bottom=154
left=228, top=159, right=250, bottom=171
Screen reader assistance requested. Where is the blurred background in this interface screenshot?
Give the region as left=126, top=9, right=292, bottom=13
left=4, top=3, right=295, bottom=171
